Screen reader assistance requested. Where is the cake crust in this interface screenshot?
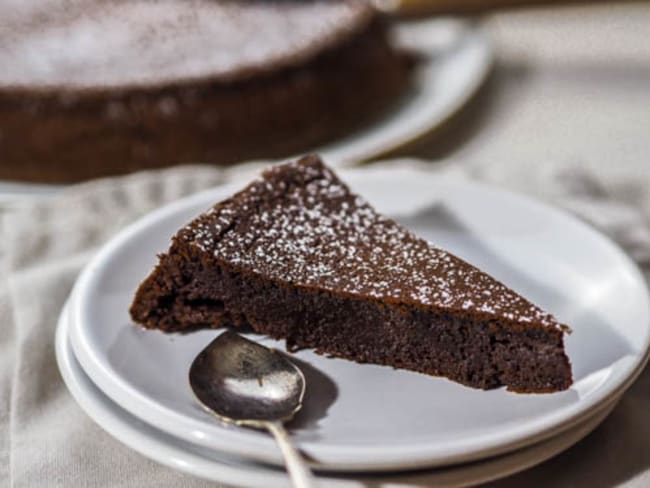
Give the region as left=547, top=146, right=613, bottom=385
left=130, top=155, right=573, bottom=392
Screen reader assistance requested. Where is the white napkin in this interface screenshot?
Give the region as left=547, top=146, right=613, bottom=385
left=1, top=159, right=649, bottom=487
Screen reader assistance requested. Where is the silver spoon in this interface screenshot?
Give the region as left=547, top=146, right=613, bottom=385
left=189, top=331, right=314, bottom=488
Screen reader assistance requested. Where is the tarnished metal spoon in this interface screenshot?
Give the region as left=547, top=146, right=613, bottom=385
left=189, top=331, right=314, bottom=488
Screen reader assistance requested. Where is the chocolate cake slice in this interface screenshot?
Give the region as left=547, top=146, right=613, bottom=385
left=130, top=156, right=572, bottom=392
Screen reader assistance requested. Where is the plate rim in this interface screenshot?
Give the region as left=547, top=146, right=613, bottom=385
left=316, top=17, right=493, bottom=166
left=57, top=301, right=621, bottom=487
left=68, top=168, right=650, bottom=471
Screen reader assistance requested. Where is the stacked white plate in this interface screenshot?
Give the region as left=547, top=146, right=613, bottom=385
left=56, top=166, right=650, bottom=487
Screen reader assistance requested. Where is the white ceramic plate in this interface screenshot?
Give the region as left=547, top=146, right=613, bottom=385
left=57, top=304, right=620, bottom=488
left=68, top=168, right=650, bottom=471
left=0, top=18, right=491, bottom=204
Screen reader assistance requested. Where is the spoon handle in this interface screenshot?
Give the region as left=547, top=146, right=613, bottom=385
left=265, top=421, right=315, bottom=488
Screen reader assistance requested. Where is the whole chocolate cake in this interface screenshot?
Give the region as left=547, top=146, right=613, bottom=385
left=0, top=0, right=411, bottom=182
left=130, top=155, right=572, bottom=392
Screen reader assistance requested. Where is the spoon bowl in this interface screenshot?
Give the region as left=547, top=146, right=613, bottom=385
left=189, top=330, right=306, bottom=424
left=189, top=331, right=313, bottom=488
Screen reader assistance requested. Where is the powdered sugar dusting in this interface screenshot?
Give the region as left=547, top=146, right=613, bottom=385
left=0, top=0, right=372, bottom=89
left=186, top=157, right=565, bottom=331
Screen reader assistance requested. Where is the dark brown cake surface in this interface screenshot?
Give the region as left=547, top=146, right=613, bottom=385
left=130, top=155, right=573, bottom=392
